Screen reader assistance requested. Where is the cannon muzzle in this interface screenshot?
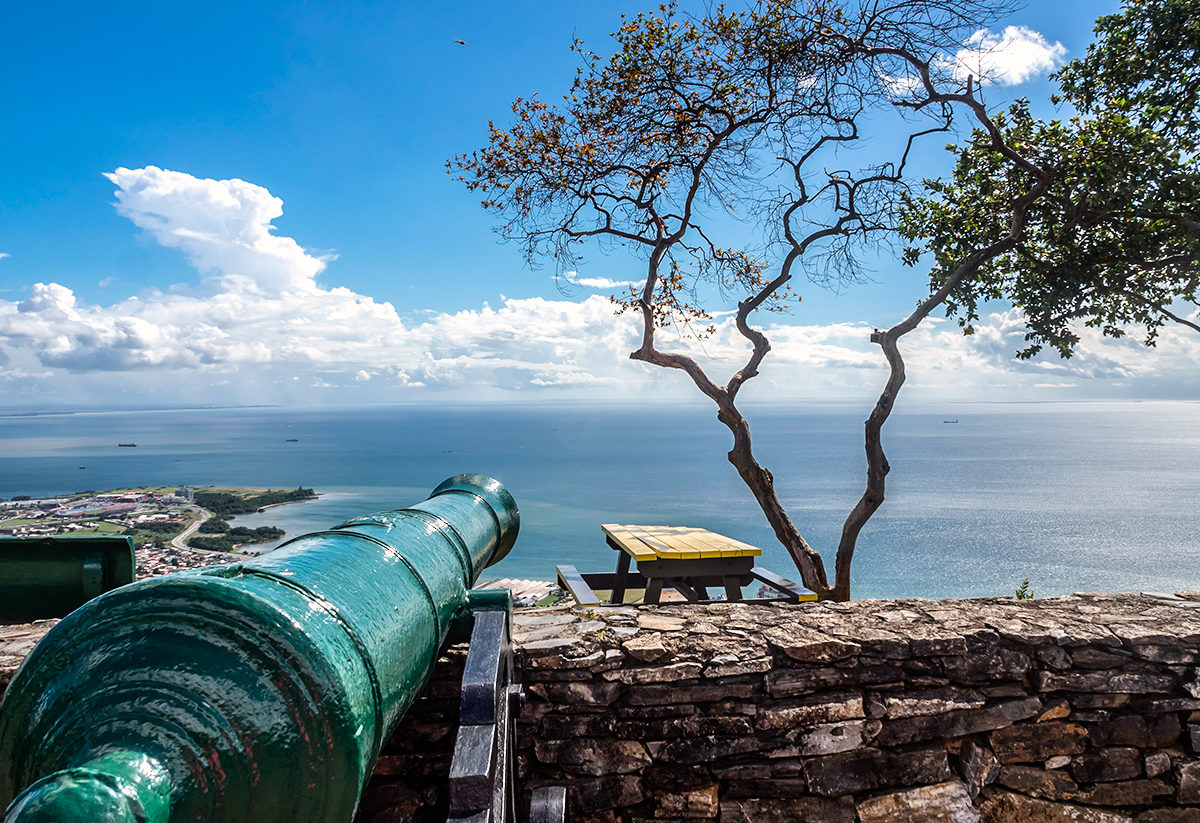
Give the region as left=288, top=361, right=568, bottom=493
left=0, top=474, right=519, bottom=823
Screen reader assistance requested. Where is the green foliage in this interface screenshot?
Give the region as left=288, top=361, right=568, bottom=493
left=124, top=520, right=179, bottom=536
left=1014, top=578, right=1035, bottom=600
left=187, top=526, right=283, bottom=552
left=193, top=488, right=316, bottom=517
left=199, top=518, right=230, bottom=534
left=903, top=0, right=1199, bottom=358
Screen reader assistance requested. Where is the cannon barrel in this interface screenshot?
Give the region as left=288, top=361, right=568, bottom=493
left=0, top=474, right=519, bottom=823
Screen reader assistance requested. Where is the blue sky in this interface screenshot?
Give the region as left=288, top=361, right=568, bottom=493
left=2, top=0, right=1196, bottom=409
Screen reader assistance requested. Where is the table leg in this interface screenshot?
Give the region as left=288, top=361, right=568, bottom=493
left=645, top=577, right=664, bottom=605
left=723, top=576, right=743, bottom=601
left=611, top=552, right=631, bottom=605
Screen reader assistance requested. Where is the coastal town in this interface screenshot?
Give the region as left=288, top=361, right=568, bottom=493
left=0, top=486, right=316, bottom=575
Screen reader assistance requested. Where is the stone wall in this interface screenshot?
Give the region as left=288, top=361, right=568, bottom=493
left=507, top=593, right=1200, bottom=822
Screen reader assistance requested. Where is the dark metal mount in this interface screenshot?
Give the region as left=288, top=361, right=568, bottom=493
left=449, top=594, right=519, bottom=823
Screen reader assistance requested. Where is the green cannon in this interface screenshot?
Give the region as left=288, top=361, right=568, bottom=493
left=0, top=474, right=520, bottom=823
left=0, top=535, right=136, bottom=622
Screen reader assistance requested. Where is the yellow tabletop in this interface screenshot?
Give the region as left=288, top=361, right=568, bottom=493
left=601, top=524, right=763, bottom=562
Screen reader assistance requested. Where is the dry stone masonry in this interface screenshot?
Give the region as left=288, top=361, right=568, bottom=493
left=506, top=593, right=1200, bottom=823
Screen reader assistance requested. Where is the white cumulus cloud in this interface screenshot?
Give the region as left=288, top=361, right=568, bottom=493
left=947, top=26, right=1067, bottom=86
left=0, top=166, right=1195, bottom=407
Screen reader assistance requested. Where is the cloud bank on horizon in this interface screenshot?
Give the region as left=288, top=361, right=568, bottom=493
left=0, top=27, right=1194, bottom=408
left=0, top=164, right=1195, bottom=408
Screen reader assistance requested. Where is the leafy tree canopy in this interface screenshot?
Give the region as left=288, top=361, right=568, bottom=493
left=904, top=0, right=1200, bottom=358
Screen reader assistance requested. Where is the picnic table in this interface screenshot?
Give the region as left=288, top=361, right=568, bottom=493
left=556, top=524, right=812, bottom=606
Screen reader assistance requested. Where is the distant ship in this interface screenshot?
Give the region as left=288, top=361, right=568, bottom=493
left=285, top=438, right=300, bottom=442
left=943, top=420, right=959, bottom=424
left=118, top=443, right=137, bottom=447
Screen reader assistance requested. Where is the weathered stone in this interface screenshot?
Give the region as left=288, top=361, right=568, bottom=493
left=568, top=776, right=645, bottom=813
left=1132, top=644, right=1200, bottom=664
left=529, top=680, right=624, bottom=706
left=856, top=780, right=979, bottom=823
left=602, top=662, right=703, bottom=684
left=515, top=611, right=578, bottom=629
left=656, top=735, right=767, bottom=765
left=704, top=656, right=772, bottom=677
left=636, top=614, right=687, bottom=632
left=765, top=665, right=903, bottom=697
left=763, top=625, right=861, bottom=662
left=654, top=785, right=718, bottom=818
left=1179, top=760, right=1200, bottom=804
left=960, top=740, right=1000, bottom=799
left=1069, top=647, right=1134, bottom=669
left=1037, top=670, right=1177, bottom=694
left=881, top=686, right=987, bottom=719
left=1071, top=748, right=1142, bottom=782
left=625, top=678, right=758, bottom=706
left=1144, top=751, right=1171, bottom=779
left=997, top=765, right=1079, bottom=800
left=1072, top=779, right=1174, bottom=806
left=756, top=691, right=864, bottom=731
left=1039, top=645, right=1073, bottom=670
left=1135, top=810, right=1200, bottom=823
left=803, top=745, right=951, bottom=796
left=1190, top=724, right=1200, bottom=753
left=1037, top=698, right=1072, bottom=722
left=1046, top=756, right=1072, bottom=770
left=938, top=648, right=1033, bottom=682
left=718, top=797, right=855, bottom=823
left=979, top=789, right=1133, bottom=823
left=723, top=778, right=809, bottom=798
left=623, top=633, right=670, bottom=662
left=1095, top=713, right=1181, bottom=748
left=558, top=739, right=651, bottom=776
left=877, top=697, right=1042, bottom=746
left=990, top=722, right=1088, bottom=763
left=790, top=720, right=866, bottom=756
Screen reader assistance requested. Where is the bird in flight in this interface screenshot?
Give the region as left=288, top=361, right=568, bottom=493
left=453, top=38, right=470, bottom=46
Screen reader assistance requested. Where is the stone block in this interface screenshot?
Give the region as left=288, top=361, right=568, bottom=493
left=1144, top=751, right=1171, bottom=779
left=655, top=735, right=766, bottom=765
left=569, top=776, right=646, bottom=814
left=803, top=745, right=951, bottom=796
left=653, top=785, right=718, bottom=818
left=763, top=625, right=861, bottom=662
left=604, top=662, right=703, bottom=684
left=960, top=739, right=1000, bottom=799
left=790, top=719, right=866, bottom=756
left=1037, top=671, right=1177, bottom=694
left=996, top=765, right=1079, bottom=800
left=623, top=634, right=671, bottom=662
left=1179, top=760, right=1200, bottom=804
left=722, top=778, right=809, bottom=798
left=939, top=648, right=1032, bottom=683
left=856, top=780, right=979, bottom=823
left=755, top=691, right=864, bottom=731
left=529, top=680, right=624, bottom=706
left=625, top=679, right=758, bottom=707
left=558, top=739, right=651, bottom=776
left=1135, top=810, right=1200, bottom=823
left=881, top=686, right=987, bottom=719
left=979, top=789, right=1133, bottom=822
left=1071, top=747, right=1143, bottom=782
left=1072, top=779, right=1174, bottom=807
left=876, top=697, right=1042, bottom=746
left=990, top=721, right=1088, bottom=763
left=718, top=797, right=855, bottom=823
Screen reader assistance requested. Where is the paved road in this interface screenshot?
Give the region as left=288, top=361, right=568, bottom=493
left=170, top=506, right=210, bottom=550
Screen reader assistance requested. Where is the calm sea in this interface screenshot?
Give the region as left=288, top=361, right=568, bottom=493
left=1, top=402, right=1197, bottom=600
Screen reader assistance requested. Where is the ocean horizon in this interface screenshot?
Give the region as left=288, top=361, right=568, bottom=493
left=1, top=400, right=1197, bottom=601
